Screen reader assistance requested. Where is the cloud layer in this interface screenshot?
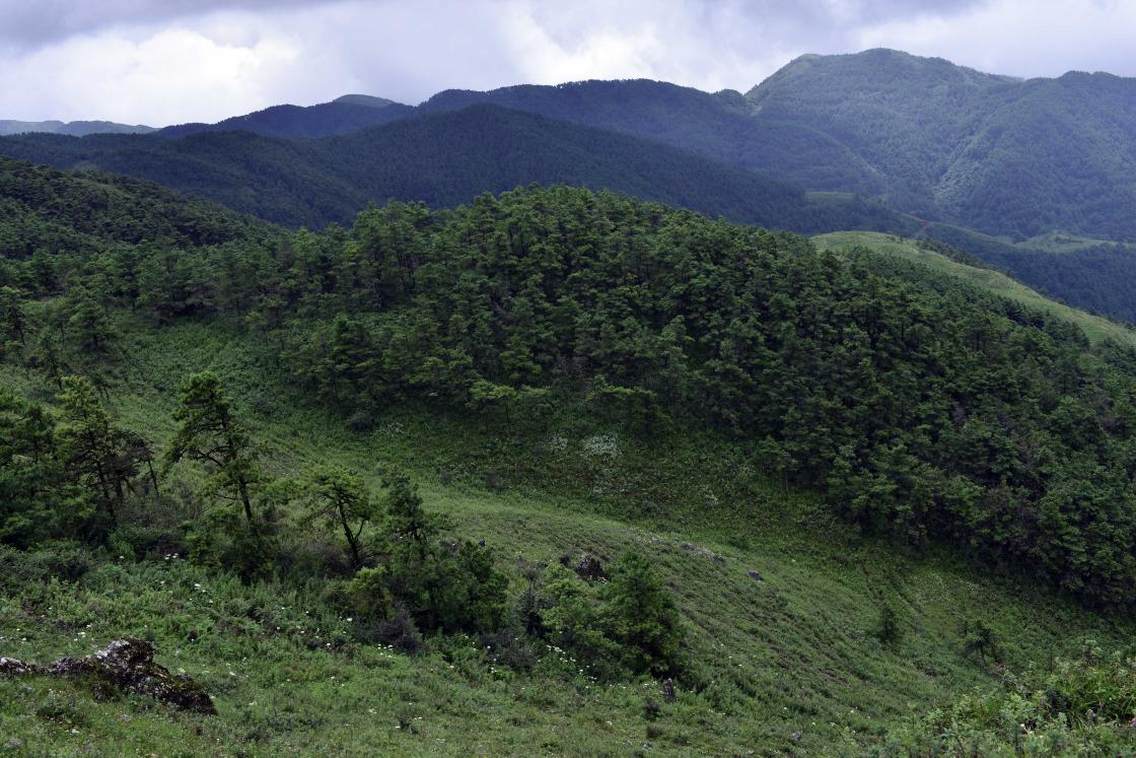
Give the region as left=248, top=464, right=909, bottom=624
left=0, top=0, right=1131, bottom=125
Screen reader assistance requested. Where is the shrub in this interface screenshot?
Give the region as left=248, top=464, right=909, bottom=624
left=0, top=541, right=91, bottom=593
left=355, top=606, right=423, bottom=655
left=186, top=510, right=279, bottom=583
left=480, top=628, right=540, bottom=672
left=346, top=410, right=374, bottom=434
left=883, top=642, right=1136, bottom=754
left=346, top=566, right=394, bottom=622
left=35, top=691, right=88, bottom=728
left=1044, top=642, right=1136, bottom=722
left=534, top=554, right=686, bottom=680
left=539, top=564, right=624, bottom=680
left=106, top=524, right=188, bottom=561
left=602, top=552, right=686, bottom=677
left=961, top=619, right=1002, bottom=666
left=877, top=604, right=903, bottom=646
left=379, top=472, right=509, bottom=634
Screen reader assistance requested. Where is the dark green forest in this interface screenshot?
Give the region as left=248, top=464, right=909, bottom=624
left=5, top=156, right=1136, bottom=609
left=8, top=86, right=1136, bottom=331
left=5, top=40, right=1136, bottom=755
left=42, top=51, right=1136, bottom=247
left=418, top=79, right=887, bottom=196
left=0, top=106, right=912, bottom=235
left=395, top=53, right=1136, bottom=242
left=3, top=152, right=1136, bottom=753
left=923, top=228, right=1136, bottom=324
left=746, top=49, right=1136, bottom=240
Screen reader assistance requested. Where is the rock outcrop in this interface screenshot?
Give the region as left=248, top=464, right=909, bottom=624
left=0, top=639, right=215, bottom=714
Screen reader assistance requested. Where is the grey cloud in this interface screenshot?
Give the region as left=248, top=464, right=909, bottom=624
left=0, top=0, right=341, bottom=46
left=0, top=0, right=1133, bottom=125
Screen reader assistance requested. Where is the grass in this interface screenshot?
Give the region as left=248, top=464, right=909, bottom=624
left=2, top=319, right=1134, bottom=755
left=814, top=230, right=1136, bottom=350
left=1015, top=230, right=1127, bottom=254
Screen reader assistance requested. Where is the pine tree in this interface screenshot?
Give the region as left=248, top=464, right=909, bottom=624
left=166, top=372, right=259, bottom=526
left=56, top=375, right=147, bottom=527
left=302, top=465, right=377, bottom=568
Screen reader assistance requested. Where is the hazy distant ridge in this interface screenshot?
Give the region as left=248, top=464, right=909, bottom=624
left=0, top=119, right=155, bottom=136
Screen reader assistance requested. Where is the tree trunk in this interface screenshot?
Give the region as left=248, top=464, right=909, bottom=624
left=238, top=477, right=255, bottom=527
left=339, top=505, right=361, bottom=568
left=146, top=458, right=161, bottom=502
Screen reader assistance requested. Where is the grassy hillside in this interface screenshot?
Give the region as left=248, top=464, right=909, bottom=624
left=814, top=231, right=1136, bottom=349
left=2, top=321, right=1133, bottom=755
left=922, top=222, right=1136, bottom=324
left=5, top=167, right=1136, bottom=754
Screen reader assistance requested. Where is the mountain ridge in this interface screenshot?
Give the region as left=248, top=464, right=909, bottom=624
left=159, top=98, right=414, bottom=139
left=0, top=119, right=155, bottom=137
left=15, top=46, right=1131, bottom=242
left=5, top=49, right=1136, bottom=322
left=741, top=48, right=1136, bottom=239
left=0, top=104, right=914, bottom=233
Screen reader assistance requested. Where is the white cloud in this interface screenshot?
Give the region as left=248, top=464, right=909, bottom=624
left=0, top=0, right=1133, bottom=125
left=0, top=27, right=304, bottom=124
left=857, top=0, right=1136, bottom=78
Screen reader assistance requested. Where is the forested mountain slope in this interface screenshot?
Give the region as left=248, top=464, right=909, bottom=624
left=0, top=106, right=913, bottom=233
left=11, top=48, right=1134, bottom=243
left=409, top=52, right=1136, bottom=241
left=3, top=162, right=1136, bottom=753
left=747, top=49, right=1136, bottom=239
left=5, top=157, right=1136, bottom=608
left=160, top=97, right=414, bottom=139
left=748, top=49, right=1018, bottom=213
left=815, top=231, right=1136, bottom=348
left=0, top=157, right=270, bottom=260
left=7, top=50, right=1136, bottom=323
left=418, top=79, right=883, bottom=194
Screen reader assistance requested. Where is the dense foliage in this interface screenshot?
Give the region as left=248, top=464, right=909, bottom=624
left=10, top=88, right=1136, bottom=328
left=23, top=54, right=1136, bottom=245
left=0, top=162, right=697, bottom=683
left=883, top=642, right=1136, bottom=754
left=0, top=107, right=915, bottom=235
left=267, top=190, right=1136, bottom=607
left=4, top=159, right=1136, bottom=752
left=0, top=157, right=270, bottom=274
left=418, top=79, right=885, bottom=196
left=3, top=165, right=1136, bottom=607
left=747, top=49, right=1136, bottom=240
left=375, top=58, right=1136, bottom=242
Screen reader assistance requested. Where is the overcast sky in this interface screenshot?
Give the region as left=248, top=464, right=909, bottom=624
left=2, top=0, right=1134, bottom=126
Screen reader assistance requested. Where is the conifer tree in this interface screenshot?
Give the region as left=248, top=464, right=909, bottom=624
left=166, top=372, right=259, bottom=526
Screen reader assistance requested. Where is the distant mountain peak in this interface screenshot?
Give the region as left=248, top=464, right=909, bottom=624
left=748, top=48, right=1018, bottom=102
left=332, top=94, right=402, bottom=109
left=159, top=96, right=414, bottom=139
